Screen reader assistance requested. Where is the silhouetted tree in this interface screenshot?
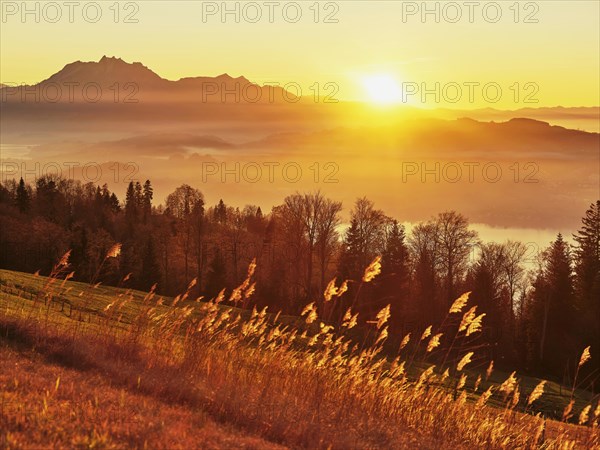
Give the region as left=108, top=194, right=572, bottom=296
left=435, top=211, right=479, bottom=309
left=214, top=199, right=227, bottom=224
left=34, top=176, right=69, bottom=225
left=192, top=197, right=206, bottom=295
left=573, top=200, right=600, bottom=374
left=339, top=217, right=361, bottom=280
left=527, top=234, right=576, bottom=375
left=142, top=179, right=153, bottom=222
left=468, top=242, right=510, bottom=360
left=379, top=220, right=410, bottom=332
left=109, top=193, right=120, bottom=213
left=340, top=198, right=386, bottom=281
left=166, top=184, right=204, bottom=282
left=409, top=221, right=441, bottom=326
left=125, top=182, right=137, bottom=220
left=316, top=197, right=342, bottom=296
left=16, top=177, right=30, bottom=213
left=140, top=238, right=161, bottom=290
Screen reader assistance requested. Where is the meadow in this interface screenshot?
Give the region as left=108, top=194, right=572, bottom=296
left=0, top=252, right=598, bottom=449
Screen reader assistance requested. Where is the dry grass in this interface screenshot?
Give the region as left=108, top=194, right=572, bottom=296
left=1, top=254, right=599, bottom=449
left=0, top=345, right=283, bottom=449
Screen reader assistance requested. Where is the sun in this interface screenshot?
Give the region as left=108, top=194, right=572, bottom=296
left=362, top=74, right=403, bottom=105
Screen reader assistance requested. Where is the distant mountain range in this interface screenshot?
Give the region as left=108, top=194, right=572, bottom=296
left=0, top=56, right=296, bottom=104
left=0, top=57, right=598, bottom=230
left=1, top=56, right=598, bottom=116
left=1, top=56, right=598, bottom=154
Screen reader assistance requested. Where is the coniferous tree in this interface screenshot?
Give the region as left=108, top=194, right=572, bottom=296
left=339, top=198, right=386, bottom=282
left=380, top=220, right=410, bottom=331
left=125, top=182, right=137, bottom=220
left=16, top=177, right=30, bottom=213
left=529, top=234, right=576, bottom=375
left=339, top=217, right=362, bottom=281
left=94, top=186, right=103, bottom=205
left=573, top=200, right=600, bottom=373
left=409, top=221, right=441, bottom=326
left=34, top=176, right=66, bottom=224
left=109, top=193, right=120, bottom=213
left=382, top=220, right=409, bottom=279
left=142, top=180, right=153, bottom=222
left=134, top=181, right=143, bottom=210
left=468, top=242, right=510, bottom=360
left=101, top=184, right=110, bottom=204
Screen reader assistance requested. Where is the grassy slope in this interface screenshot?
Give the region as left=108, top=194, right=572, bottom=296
left=0, top=270, right=284, bottom=449
left=0, top=269, right=592, bottom=412
left=0, top=270, right=436, bottom=449
left=0, top=269, right=596, bottom=449
left=0, top=346, right=284, bottom=449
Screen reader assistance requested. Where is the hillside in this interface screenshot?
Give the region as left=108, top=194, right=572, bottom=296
left=1, top=268, right=597, bottom=449
left=0, top=345, right=284, bottom=449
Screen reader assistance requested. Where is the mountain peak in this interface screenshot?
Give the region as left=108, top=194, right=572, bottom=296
left=42, top=56, right=165, bottom=86
left=11, top=56, right=294, bottom=104
left=99, top=55, right=124, bottom=63
left=97, top=55, right=130, bottom=67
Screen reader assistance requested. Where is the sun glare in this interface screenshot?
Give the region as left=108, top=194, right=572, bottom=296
left=362, top=74, right=403, bottom=105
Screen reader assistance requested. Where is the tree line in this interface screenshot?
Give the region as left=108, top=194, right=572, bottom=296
left=0, top=175, right=598, bottom=384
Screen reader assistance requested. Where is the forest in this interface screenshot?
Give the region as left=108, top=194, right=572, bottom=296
left=1, top=175, right=598, bottom=385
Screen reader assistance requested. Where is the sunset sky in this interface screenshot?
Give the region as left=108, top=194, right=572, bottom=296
left=1, top=1, right=598, bottom=109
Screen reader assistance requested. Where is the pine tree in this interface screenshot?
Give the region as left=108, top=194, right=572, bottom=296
left=142, top=180, right=153, bottom=222
left=468, top=242, right=511, bottom=359
left=382, top=220, right=409, bottom=279
left=573, top=201, right=600, bottom=306
left=572, top=200, right=600, bottom=372
left=380, top=220, right=410, bottom=331
left=94, top=186, right=103, bottom=205
left=534, top=234, right=576, bottom=373
left=134, top=181, right=143, bottom=211
left=101, top=184, right=110, bottom=204
left=339, top=217, right=362, bottom=281
left=34, top=177, right=64, bottom=223
left=15, top=177, right=30, bottom=213
left=409, top=222, right=440, bottom=327
left=125, top=182, right=137, bottom=219
left=109, top=193, right=120, bottom=213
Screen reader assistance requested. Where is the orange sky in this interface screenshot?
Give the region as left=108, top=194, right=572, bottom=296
left=1, top=1, right=599, bottom=108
